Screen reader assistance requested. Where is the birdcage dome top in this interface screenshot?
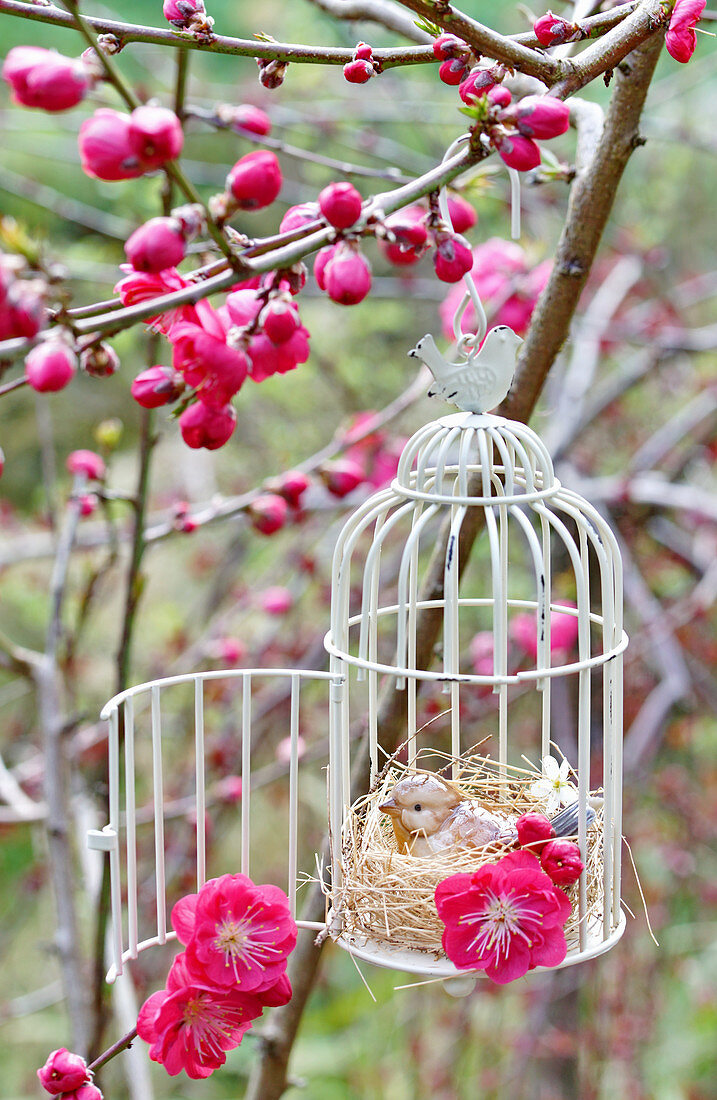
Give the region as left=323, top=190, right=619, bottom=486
left=393, top=411, right=559, bottom=507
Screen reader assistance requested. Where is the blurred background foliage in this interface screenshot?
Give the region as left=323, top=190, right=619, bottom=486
left=0, top=1, right=716, bottom=1098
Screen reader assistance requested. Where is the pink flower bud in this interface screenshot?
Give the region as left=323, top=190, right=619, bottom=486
left=516, top=812, right=555, bottom=851
left=2, top=46, right=90, bottom=112
left=439, top=57, right=470, bottom=86
left=512, top=95, right=570, bottom=140
left=343, top=59, right=375, bottom=84
left=79, top=109, right=143, bottom=181
left=78, top=493, right=98, bottom=517
left=379, top=206, right=428, bottom=266
left=313, top=245, right=337, bottom=291
left=260, top=299, right=300, bottom=344
left=0, top=447, right=4, bottom=478
left=488, top=85, right=512, bottom=108
left=37, top=1048, right=90, bottom=1095
left=248, top=493, right=288, bottom=535
left=8, top=281, right=47, bottom=338
left=320, top=458, right=365, bottom=498
left=58, top=1086, right=103, bottom=1100
left=280, top=202, right=319, bottom=233
left=276, top=733, right=306, bottom=764
left=215, top=637, right=246, bottom=664
left=271, top=469, right=310, bottom=508
left=493, top=131, right=541, bottom=172
left=217, top=774, right=243, bottom=802
left=318, top=181, right=363, bottom=229
left=459, top=66, right=498, bottom=102
left=260, top=585, right=293, bottom=614
left=540, top=839, right=584, bottom=886
left=131, top=365, right=185, bottom=408
left=446, top=193, right=477, bottom=234
left=533, top=11, right=581, bottom=48
left=80, top=342, right=119, bottom=378
left=67, top=449, right=106, bottom=480
left=128, top=106, right=184, bottom=169
left=179, top=401, right=236, bottom=449
left=227, top=150, right=282, bottom=210
left=354, top=42, right=374, bottom=61
left=665, top=0, right=705, bottom=63
left=125, top=217, right=186, bottom=273
left=432, top=33, right=468, bottom=61
left=25, top=341, right=76, bottom=393
left=229, top=103, right=272, bottom=135
left=257, top=58, right=288, bottom=89
left=324, top=245, right=372, bottom=305
left=433, top=233, right=474, bottom=283
left=163, top=0, right=206, bottom=28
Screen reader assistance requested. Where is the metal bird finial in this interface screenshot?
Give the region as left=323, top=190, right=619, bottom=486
left=408, top=326, right=523, bottom=414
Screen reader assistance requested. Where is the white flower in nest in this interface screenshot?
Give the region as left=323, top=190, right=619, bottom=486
left=530, top=756, right=578, bottom=814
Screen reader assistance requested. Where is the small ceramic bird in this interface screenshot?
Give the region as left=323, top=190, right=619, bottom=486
left=379, top=771, right=593, bottom=857
left=407, top=326, right=523, bottom=414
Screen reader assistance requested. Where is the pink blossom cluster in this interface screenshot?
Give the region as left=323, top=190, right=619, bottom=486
left=37, top=1048, right=102, bottom=1099
left=2, top=46, right=93, bottom=112
left=343, top=41, right=379, bottom=84
left=137, top=873, right=296, bottom=1078
left=515, top=812, right=584, bottom=884
left=79, top=106, right=183, bottom=181
left=435, top=849, right=573, bottom=983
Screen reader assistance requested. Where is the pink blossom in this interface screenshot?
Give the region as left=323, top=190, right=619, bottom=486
left=280, top=203, right=320, bottom=233
left=260, top=586, right=293, bottom=615
left=540, top=839, right=584, bottom=885
left=179, top=402, right=237, bottom=450
left=137, top=953, right=270, bottom=1079
left=216, top=775, right=243, bottom=803
left=2, top=46, right=90, bottom=112
left=459, top=67, right=498, bottom=102
left=433, top=232, right=474, bottom=283
left=446, top=193, right=477, bottom=234
left=318, top=181, right=363, bottom=229
left=515, top=811, right=555, bottom=851
left=37, top=1048, right=90, bottom=1095
left=223, top=288, right=263, bottom=328
left=131, top=365, right=185, bottom=408
left=248, top=493, right=288, bottom=535
left=114, top=266, right=196, bottom=335
left=163, top=0, right=206, bottom=28
left=66, top=449, right=105, bottom=480
left=493, top=131, right=541, bottom=172
left=171, top=307, right=248, bottom=404
left=439, top=57, right=470, bottom=86
left=320, top=458, right=365, bottom=497
left=128, top=106, right=184, bottom=169
left=125, top=217, right=186, bottom=273
left=227, top=151, right=282, bottom=210
left=511, top=95, right=570, bottom=140
left=60, top=1086, right=104, bottom=1100
left=3, top=279, right=47, bottom=339
left=469, top=631, right=494, bottom=676
left=25, top=341, right=76, bottom=393
left=172, top=873, right=297, bottom=992
left=354, top=42, right=374, bottom=61
left=343, top=58, right=375, bottom=83
left=78, top=493, right=98, bottom=517
left=510, top=603, right=578, bottom=659
left=323, top=244, right=372, bottom=305
left=379, top=206, right=428, bottom=266
left=533, top=12, right=581, bottom=47
left=665, top=0, right=705, bottom=62
left=260, top=299, right=301, bottom=344
left=432, top=33, right=468, bottom=61
left=271, top=469, right=310, bottom=508
left=79, top=109, right=144, bottom=181
left=215, top=636, right=247, bottom=664
left=246, top=328, right=310, bottom=382
left=488, top=85, right=512, bottom=109
left=229, top=104, right=272, bottom=136
left=435, top=850, right=572, bottom=983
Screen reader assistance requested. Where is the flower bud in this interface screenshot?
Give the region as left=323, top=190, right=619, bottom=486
left=125, top=216, right=186, bottom=273
left=58, top=1086, right=104, bottom=1100
left=215, top=637, right=246, bottom=663
left=354, top=42, right=374, bottom=61
left=66, top=449, right=106, bottom=480
left=79, top=109, right=143, bottom=181
left=260, top=585, right=293, bottom=614
left=25, top=341, right=76, bottom=393
left=80, top=342, right=120, bottom=378
left=257, top=58, right=288, bottom=89
left=259, top=299, right=301, bottom=344
left=433, top=232, right=474, bottom=283
left=128, top=105, right=183, bottom=169
left=248, top=493, right=288, bottom=535
left=0, top=447, right=4, bottom=478
left=533, top=11, right=581, bottom=48
left=511, top=95, right=570, bottom=140
left=319, top=458, right=365, bottom=498
left=78, top=493, right=99, bottom=517
left=313, top=245, right=337, bottom=291
left=516, top=812, right=555, bottom=851
left=269, top=469, right=310, bottom=508
left=163, top=0, right=206, bottom=28
left=8, top=280, right=47, bottom=338
left=131, top=365, right=185, bottom=408
left=318, top=181, right=363, bottom=230
left=459, top=66, right=498, bottom=103
left=227, top=150, right=282, bottom=210
left=343, top=59, right=375, bottom=84
left=439, top=57, right=470, bottom=86
left=37, top=1048, right=90, bottom=1095
left=379, top=206, right=428, bottom=266
left=432, top=33, right=468, bottom=61
left=446, top=193, right=477, bottom=234
left=2, top=47, right=90, bottom=112
left=280, top=203, right=319, bottom=233
left=488, top=85, right=512, bottom=109
left=540, top=839, right=584, bottom=886
left=493, top=131, right=542, bottom=172
left=324, top=244, right=371, bottom=305
left=224, top=103, right=272, bottom=136
left=179, top=401, right=237, bottom=449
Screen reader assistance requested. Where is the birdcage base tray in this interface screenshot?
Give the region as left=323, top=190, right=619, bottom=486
left=329, top=908, right=627, bottom=980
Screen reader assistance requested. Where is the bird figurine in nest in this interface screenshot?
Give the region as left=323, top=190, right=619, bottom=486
left=379, top=771, right=593, bottom=857
left=408, top=326, right=523, bottom=415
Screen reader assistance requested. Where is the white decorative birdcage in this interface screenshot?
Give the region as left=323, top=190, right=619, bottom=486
left=323, top=409, right=628, bottom=979
left=89, top=409, right=627, bottom=990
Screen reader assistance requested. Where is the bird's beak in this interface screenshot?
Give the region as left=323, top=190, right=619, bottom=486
left=379, top=797, right=398, bottom=816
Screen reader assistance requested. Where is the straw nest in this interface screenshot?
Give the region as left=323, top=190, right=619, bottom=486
left=339, top=753, right=605, bottom=957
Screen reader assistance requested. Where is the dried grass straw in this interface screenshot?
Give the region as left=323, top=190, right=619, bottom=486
left=339, top=752, right=605, bottom=958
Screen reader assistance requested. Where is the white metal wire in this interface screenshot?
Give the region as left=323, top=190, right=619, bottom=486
left=326, top=410, right=627, bottom=973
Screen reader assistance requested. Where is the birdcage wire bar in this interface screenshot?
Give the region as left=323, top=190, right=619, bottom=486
left=88, top=668, right=341, bottom=983
left=324, top=411, right=628, bottom=974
